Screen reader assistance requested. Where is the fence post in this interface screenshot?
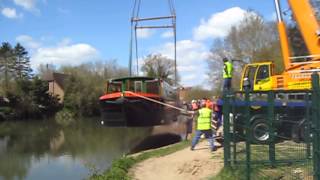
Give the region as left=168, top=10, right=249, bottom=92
left=232, top=94, right=237, bottom=164
left=268, top=91, right=276, bottom=167
left=223, top=91, right=231, bottom=167
left=305, top=92, right=311, bottom=159
left=311, top=72, right=320, bottom=180
left=245, top=89, right=251, bottom=180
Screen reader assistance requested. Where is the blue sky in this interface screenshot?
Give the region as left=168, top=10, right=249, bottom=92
left=0, top=0, right=289, bottom=87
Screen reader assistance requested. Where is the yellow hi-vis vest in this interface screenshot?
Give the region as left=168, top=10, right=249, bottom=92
left=197, top=107, right=212, bottom=130
left=223, top=61, right=233, bottom=79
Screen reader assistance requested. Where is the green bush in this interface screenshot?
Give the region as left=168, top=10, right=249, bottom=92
left=55, top=109, right=75, bottom=126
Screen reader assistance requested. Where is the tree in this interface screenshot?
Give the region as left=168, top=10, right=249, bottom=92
left=184, top=86, right=215, bottom=102
left=141, top=54, right=177, bottom=85
left=0, top=42, right=15, bottom=91
left=13, top=43, right=32, bottom=80
left=207, top=11, right=282, bottom=91
left=60, top=60, right=128, bottom=116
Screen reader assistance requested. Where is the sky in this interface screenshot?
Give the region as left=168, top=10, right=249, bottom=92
left=0, top=0, right=290, bottom=87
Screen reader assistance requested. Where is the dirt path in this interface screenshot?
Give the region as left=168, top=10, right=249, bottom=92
left=130, top=141, right=224, bottom=180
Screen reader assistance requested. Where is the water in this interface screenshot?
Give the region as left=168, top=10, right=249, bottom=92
left=0, top=119, right=186, bottom=180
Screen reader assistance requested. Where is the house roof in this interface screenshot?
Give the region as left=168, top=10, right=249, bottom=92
left=42, top=72, right=68, bottom=89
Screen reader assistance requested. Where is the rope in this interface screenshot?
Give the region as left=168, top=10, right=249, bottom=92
left=124, top=91, right=193, bottom=114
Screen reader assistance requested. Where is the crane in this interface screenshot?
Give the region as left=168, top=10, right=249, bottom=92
left=240, top=0, right=320, bottom=91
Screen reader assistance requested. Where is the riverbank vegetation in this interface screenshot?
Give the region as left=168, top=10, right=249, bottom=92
left=90, top=140, right=190, bottom=180
left=0, top=42, right=128, bottom=120
left=58, top=60, right=128, bottom=117
left=0, top=42, right=61, bottom=120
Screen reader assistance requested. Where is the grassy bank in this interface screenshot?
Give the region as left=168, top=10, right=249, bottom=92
left=90, top=140, right=190, bottom=180
left=211, top=167, right=246, bottom=180
left=211, top=140, right=313, bottom=180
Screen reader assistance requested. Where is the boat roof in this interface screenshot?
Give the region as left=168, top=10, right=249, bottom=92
left=110, top=76, right=157, bottom=82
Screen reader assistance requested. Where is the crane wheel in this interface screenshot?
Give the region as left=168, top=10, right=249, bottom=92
left=250, top=119, right=270, bottom=144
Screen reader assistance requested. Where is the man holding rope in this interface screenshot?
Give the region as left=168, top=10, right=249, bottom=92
left=190, top=101, right=216, bottom=152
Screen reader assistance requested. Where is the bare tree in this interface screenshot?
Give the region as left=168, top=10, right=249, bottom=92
left=141, top=54, right=177, bottom=85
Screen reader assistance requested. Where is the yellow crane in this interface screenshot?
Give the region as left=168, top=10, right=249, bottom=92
left=240, top=0, right=320, bottom=91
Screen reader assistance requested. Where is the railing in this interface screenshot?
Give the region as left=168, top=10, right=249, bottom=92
left=223, top=73, right=320, bottom=180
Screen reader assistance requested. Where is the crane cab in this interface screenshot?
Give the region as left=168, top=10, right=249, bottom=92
left=240, top=62, right=274, bottom=91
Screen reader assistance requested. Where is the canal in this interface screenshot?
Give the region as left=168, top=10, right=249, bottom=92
left=0, top=118, right=187, bottom=180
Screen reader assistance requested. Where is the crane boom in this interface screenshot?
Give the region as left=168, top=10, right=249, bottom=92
left=274, top=0, right=291, bottom=71
left=288, top=0, right=320, bottom=57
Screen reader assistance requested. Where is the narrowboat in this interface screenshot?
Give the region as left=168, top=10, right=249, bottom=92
left=99, top=76, right=180, bottom=126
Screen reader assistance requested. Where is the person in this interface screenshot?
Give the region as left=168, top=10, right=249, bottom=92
left=212, top=96, right=222, bottom=129
left=223, top=57, right=233, bottom=90
left=190, top=101, right=216, bottom=152
left=184, top=101, right=193, bottom=140
left=206, top=99, right=213, bottom=110
left=191, top=100, right=198, bottom=110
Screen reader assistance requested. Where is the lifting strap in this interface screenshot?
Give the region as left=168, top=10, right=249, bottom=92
left=124, top=91, right=193, bottom=114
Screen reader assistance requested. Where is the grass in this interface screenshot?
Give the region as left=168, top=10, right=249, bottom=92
left=211, top=167, right=248, bottom=180
left=211, top=140, right=313, bottom=180
left=90, top=139, right=313, bottom=180
left=89, top=140, right=190, bottom=180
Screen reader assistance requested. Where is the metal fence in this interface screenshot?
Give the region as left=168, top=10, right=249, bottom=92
left=223, top=73, right=320, bottom=180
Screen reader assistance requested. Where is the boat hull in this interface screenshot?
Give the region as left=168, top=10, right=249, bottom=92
left=100, top=97, right=178, bottom=126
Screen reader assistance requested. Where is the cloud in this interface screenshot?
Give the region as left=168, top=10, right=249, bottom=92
left=32, top=43, right=99, bottom=68
left=1, top=7, right=22, bottom=19
left=161, top=31, right=174, bottom=38
left=15, top=35, right=99, bottom=69
left=155, top=40, right=209, bottom=66
left=193, top=7, right=246, bottom=41
left=16, top=35, right=41, bottom=49
left=151, top=39, right=210, bottom=86
left=269, top=12, right=277, bottom=21
left=13, top=0, right=37, bottom=11
left=136, top=29, right=154, bottom=39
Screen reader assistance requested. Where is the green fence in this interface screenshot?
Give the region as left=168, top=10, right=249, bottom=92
left=223, top=73, right=320, bottom=180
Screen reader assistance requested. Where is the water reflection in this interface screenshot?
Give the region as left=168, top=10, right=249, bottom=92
left=0, top=119, right=186, bottom=180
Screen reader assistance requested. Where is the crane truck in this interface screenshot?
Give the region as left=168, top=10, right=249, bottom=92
left=240, top=0, right=320, bottom=91
left=228, top=0, right=320, bottom=144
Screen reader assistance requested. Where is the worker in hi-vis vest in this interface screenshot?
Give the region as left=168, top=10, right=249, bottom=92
left=223, top=57, right=233, bottom=90
left=190, top=102, right=216, bottom=152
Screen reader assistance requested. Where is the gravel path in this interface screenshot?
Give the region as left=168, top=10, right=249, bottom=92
left=130, top=141, right=223, bottom=180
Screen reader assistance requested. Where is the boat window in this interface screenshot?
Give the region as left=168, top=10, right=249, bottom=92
left=128, top=81, right=135, bottom=92
left=134, top=81, right=142, bottom=92
left=107, top=82, right=122, bottom=93
left=146, top=80, right=159, bottom=94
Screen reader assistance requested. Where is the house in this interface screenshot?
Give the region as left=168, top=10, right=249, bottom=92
left=42, top=72, right=68, bottom=103
left=178, top=87, right=192, bottom=101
